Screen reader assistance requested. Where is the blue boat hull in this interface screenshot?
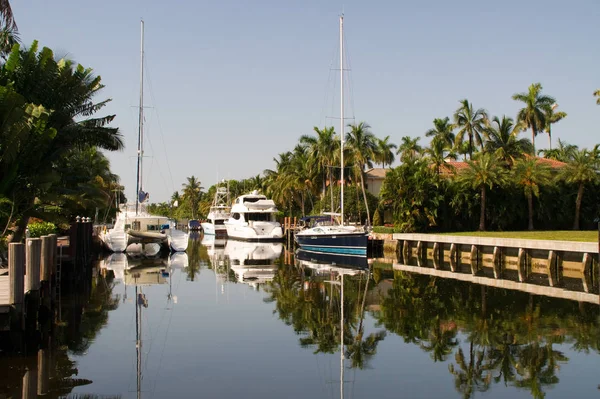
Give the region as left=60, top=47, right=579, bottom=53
left=295, top=248, right=368, bottom=270
left=295, top=231, right=368, bottom=256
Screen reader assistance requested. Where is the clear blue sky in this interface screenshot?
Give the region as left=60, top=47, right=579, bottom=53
left=13, top=0, right=600, bottom=203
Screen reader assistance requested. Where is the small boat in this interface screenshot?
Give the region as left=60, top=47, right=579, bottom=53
left=224, top=240, right=282, bottom=288
left=295, top=15, right=367, bottom=256
left=201, top=184, right=230, bottom=238
left=224, top=190, right=283, bottom=241
left=188, top=219, right=202, bottom=231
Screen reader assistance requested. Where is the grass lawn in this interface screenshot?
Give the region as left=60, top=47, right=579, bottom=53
left=440, top=231, right=598, bottom=242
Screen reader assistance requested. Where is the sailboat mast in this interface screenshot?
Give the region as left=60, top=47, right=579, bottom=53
left=135, top=285, right=142, bottom=399
left=340, top=273, right=345, bottom=399
left=339, top=15, right=345, bottom=226
left=135, top=20, right=145, bottom=216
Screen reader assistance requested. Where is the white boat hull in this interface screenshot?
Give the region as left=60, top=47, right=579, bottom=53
left=225, top=221, right=283, bottom=241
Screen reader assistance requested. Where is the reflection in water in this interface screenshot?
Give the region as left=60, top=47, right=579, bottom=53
left=2, top=239, right=599, bottom=399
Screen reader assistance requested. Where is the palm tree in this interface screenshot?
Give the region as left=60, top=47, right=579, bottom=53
left=375, top=135, right=397, bottom=168
left=541, top=139, right=578, bottom=162
left=454, top=99, right=488, bottom=160
left=483, top=115, right=532, bottom=167
left=181, top=176, right=203, bottom=219
left=543, top=104, right=566, bottom=150
left=426, top=117, right=455, bottom=148
left=460, top=153, right=507, bottom=231
left=558, top=148, right=600, bottom=230
left=299, top=126, right=337, bottom=198
left=594, top=89, right=600, bottom=105
left=512, top=83, right=556, bottom=155
left=424, top=137, right=456, bottom=176
left=397, top=136, right=422, bottom=162
left=0, top=0, right=16, bottom=31
left=345, top=122, right=377, bottom=227
left=0, top=42, right=123, bottom=242
left=513, top=157, right=552, bottom=230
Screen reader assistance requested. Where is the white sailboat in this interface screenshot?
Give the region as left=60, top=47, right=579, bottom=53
left=99, top=20, right=188, bottom=254
left=295, top=15, right=368, bottom=257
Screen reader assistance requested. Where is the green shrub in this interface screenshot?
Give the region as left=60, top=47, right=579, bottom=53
left=27, top=221, right=56, bottom=238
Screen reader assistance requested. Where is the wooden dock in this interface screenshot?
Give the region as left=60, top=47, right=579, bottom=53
left=0, top=275, right=9, bottom=312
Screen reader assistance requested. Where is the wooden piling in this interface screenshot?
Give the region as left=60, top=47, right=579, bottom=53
left=25, top=238, right=42, bottom=293
left=37, top=348, right=50, bottom=396
left=9, top=243, right=25, bottom=310
left=40, top=236, right=52, bottom=282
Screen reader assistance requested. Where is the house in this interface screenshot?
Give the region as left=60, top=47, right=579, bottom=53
left=364, top=168, right=389, bottom=197
left=438, top=156, right=567, bottom=176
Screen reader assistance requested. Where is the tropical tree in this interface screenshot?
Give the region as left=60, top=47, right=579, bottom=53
left=345, top=122, right=377, bottom=227
left=594, top=89, right=600, bottom=105
left=299, top=126, right=337, bottom=198
left=543, top=104, right=566, bottom=150
left=0, top=0, right=16, bottom=31
left=424, top=137, right=456, bottom=176
left=454, top=99, right=488, bottom=160
left=397, top=136, right=422, bottom=162
left=375, top=135, right=397, bottom=168
left=558, top=148, right=600, bottom=230
left=0, top=42, right=123, bottom=242
left=426, top=117, right=455, bottom=148
left=459, top=152, right=508, bottom=231
left=512, top=83, right=555, bottom=155
left=541, top=139, right=578, bottom=162
left=483, top=115, right=532, bottom=167
left=513, top=157, right=552, bottom=230
left=181, top=176, right=203, bottom=219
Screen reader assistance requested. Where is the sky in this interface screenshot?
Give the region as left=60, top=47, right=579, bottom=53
left=13, top=0, right=600, bottom=203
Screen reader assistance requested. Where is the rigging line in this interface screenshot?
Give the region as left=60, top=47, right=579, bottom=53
left=344, top=32, right=357, bottom=123
left=143, top=52, right=177, bottom=197
left=319, top=39, right=340, bottom=129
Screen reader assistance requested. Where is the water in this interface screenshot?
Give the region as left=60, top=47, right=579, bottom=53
left=1, top=236, right=599, bottom=398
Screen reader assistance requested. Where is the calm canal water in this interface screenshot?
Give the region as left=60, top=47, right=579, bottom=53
left=1, top=235, right=599, bottom=398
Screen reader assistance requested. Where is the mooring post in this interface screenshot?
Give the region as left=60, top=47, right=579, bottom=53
left=25, top=238, right=42, bottom=293
left=40, top=236, right=51, bottom=284
left=9, top=243, right=25, bottom=309
left=22, top=358, right=38, bottom=399
left=37, top=347, right=50, bottom=396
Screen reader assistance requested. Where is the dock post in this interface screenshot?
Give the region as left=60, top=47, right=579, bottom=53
left=432, top=242, right=440, bottom=269
left=9, top=243, right=25, bottom=312
left=518, top=248, right=527, bottom=282
left=37, top=347, right=50, bottom=396
left=492, top=246, right=502, bottom=279
left=25, top=238, right=41, bottom=293
left=470, top=245, right=479, bottom=275
left=449, top=243, right=458, bottom=272
left=22, top=358, right=38, bottom=399
left=547, top=250, right=558, bottom=287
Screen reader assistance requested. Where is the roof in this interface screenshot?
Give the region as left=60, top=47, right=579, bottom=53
left=439, top=156, right=567, bottom=176
left=364, top=168, right=388, bottom=179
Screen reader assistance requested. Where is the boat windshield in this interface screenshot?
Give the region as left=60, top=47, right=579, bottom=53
left=246, top=213, right=272, bottom=222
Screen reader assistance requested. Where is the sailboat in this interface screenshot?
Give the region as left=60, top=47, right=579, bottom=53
left=100, top=20, right=189, bottom=254
left=295, top=15, right=368, bottom=257
left=201, top=180, right=231, bottom=237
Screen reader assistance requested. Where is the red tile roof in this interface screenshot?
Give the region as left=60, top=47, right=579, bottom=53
left=364, top=168, right=389, bottom=179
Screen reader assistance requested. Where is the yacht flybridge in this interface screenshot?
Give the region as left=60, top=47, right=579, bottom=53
left=201, top=184, right=231, bottom=237
left=224, top=191, right=283, bottom=241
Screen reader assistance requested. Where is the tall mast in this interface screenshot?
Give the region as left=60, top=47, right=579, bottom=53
left=135, top=20, right=145, bottom=215
left=340, top=273, right=345, bottom=399
left=339, top=15, right=345, bottom=226
left=135, top=285, right=142, bottom=399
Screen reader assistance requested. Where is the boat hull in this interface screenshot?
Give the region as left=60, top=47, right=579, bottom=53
left=225, top=223, right=283, bottom=242
left=295, top=248, right=368, bottom=270
left=295, top=231, right=368, bottom=256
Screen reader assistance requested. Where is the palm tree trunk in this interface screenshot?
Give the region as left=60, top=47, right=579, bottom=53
left=573, top=182, right=584, bottom=230
left=479, top=185, right=486, bottom=231
left=548, top=125, right=552, bottom=150
left=359, top=170, right=371, bottom=227
left=469, top=134, right=473, bottom=160
left=531, top=127, right=536, bottom=155
left=527, top=193, right=534, bottom=231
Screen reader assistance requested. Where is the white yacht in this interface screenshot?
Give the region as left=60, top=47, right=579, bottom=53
left=224, top=240, right=282, bottom=288
left=201, top=184, right=230, bottom=238
left=224, top=191, right=283, bottom=241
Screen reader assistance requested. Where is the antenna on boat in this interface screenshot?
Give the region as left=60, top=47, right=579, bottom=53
left=339, top=14, right=345, bottom=226
left=135, top=19, right=145, bottom=216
